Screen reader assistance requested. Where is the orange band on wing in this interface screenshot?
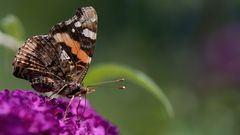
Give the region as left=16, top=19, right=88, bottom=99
left=53, top=33, right=90, bottom=64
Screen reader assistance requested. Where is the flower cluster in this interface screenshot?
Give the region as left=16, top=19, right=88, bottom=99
left=0, top=89, right=119, bottom=135
left=204, top=24, right=240, bottom=82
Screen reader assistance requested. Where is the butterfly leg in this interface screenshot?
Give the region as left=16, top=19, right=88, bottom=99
left=76, top=94, right=87, bottom=126
left=64, top=95, right=75, bottom=120
left=49, top=84, right=68, bottom=98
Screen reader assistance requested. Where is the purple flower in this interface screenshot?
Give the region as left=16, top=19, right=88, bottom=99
left=0, top=89, right=119, bottom=135
left=204, top=24, right=240, bottom=82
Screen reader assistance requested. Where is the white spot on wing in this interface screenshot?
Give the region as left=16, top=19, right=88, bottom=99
left=60, top=50, right=70, bottom=60
left=72, top=15, right=78, bottom=20
left=90, top=18, right=97, bottom=22
left=74, top=21, right=81, bottom=27
left=70, top=65, right=74, bottom=70
left=82, top=29, right=96, bottom=40
left=88, top=57, right=92, bottom=63
left=72, top=28, right=75, bottom=33
left=65, top=19, right=73, bottom=25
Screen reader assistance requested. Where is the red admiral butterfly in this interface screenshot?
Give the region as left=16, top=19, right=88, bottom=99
left=13, top=7, right=98, bottom=98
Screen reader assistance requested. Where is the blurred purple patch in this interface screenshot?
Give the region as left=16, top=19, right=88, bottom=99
left=0, top=89, right=119, bottom=135
left=205, top=24, right=240, bottom=82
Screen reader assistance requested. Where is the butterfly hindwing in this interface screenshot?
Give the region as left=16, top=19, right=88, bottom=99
left=13, top=35, right=64, bottom=92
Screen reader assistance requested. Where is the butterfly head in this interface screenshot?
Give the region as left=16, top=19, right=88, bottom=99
left=63, top=82, right=95, bottom=98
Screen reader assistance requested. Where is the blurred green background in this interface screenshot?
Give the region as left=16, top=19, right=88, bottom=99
left=1, top=0, right=240, bottom=135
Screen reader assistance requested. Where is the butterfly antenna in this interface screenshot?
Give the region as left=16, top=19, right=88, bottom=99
left=87, top=78, right=126, bottom=90
left=90, top=85, right=126, bottom=90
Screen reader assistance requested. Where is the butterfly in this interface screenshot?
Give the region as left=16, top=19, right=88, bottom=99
left=12, top=6, right=98, bottom=98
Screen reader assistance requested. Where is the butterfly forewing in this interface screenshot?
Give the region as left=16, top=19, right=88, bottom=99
left=49, top=6, right=98, bottom=82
